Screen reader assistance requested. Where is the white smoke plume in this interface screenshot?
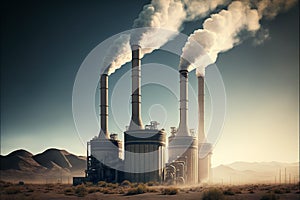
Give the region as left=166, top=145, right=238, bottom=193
left=104, top=0, right=229, bottom=75
left=103, top=34, right=131, bottom=75
left=180, top=0, right=298, bottom=76
left=183, top=0, right=230, bottom=20
left=130, top=0, right=186, bottom=55
left=255, top=0, right=298, bottom=19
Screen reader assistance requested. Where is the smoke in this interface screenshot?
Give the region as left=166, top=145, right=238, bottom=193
left=255, top=0, right=298, bottom=19
left=252, top=27, right=270, bottom=46
left=104, top=0, right=229, bottom=75
left=182, top=0, right=230, bottom=20
left=130, top=0, right=186, bottom=55
left=103, top=34, right=131, bottom=75
left=180, top=0, right=298, bottom=76
left=181, top=1, right=260, bottom=75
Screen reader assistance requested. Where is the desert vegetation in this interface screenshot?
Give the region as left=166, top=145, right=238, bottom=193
left=0, top=180, right=299, bottom=200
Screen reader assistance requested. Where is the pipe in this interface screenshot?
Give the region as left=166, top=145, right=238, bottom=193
left=99, top=73, right=109, bottom=138
left=129, top=45, right=143, bottom=130
left=177, top=69, right=190, bottom=136
left=198, top=75, right=205, bottom=143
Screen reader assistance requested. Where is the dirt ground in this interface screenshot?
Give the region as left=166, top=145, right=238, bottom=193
left=0, top=182, right=299, bottom=200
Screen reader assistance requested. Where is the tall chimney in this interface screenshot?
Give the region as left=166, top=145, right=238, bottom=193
left=198, top=75, right=205, bottom=143
left=129, top=45, right=143, bottom=130
left=99, top=73, right=109, bottom=138
left=176, top=69, right=190, bottom=136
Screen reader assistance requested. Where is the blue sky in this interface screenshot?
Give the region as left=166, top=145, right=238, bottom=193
left=1, top=0, right=298, bottom=166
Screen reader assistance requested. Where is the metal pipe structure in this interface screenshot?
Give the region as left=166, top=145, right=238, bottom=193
left=198, top=75, right=205, bottom=143
left=99, top=73, right=109, bottom=138
left=129, top=45, right=143, bottom=130
left=198, top=75, right=212, bottom=183
left=176, top=69, right=190, bottom=136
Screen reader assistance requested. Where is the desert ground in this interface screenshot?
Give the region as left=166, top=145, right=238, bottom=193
left=0, top=180, right=299, bottom=200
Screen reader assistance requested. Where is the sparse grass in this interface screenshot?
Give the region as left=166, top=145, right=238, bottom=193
left=202, top=188, right=225, bottom=200
left=1, top=182, right=300, bottom=199
left=161, top=187, right=178, bottom=195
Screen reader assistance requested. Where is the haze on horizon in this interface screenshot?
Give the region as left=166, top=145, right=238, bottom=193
left=1, top=0, right=299, bottom=168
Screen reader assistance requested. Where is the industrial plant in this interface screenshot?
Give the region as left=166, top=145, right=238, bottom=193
left=73, top=45, right=212, bottom=185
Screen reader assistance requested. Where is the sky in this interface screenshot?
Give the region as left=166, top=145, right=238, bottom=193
left=1, top=0, right=299, bottom=167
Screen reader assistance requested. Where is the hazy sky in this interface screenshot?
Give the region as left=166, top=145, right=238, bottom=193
left=1, top=0, right=299, bottom=167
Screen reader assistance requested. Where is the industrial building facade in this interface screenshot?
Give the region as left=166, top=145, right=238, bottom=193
left=74, top=45, right=212, bottom=185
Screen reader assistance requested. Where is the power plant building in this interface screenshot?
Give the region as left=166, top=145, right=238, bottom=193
left=74, top=45, right=212, bottom=185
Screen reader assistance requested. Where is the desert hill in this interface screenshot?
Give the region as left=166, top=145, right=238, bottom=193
left=0, top=149, right=86, bottom=183
left=213, top=162, right=299, bottom=184
left=1, top=148, right=298, bottom=184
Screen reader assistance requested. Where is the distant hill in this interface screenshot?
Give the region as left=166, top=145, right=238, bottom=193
left=0, top=149, right=86, bottom=183
left=213, top=161, right=299, bottom=184
left=1, top=149, right=298, bottom=184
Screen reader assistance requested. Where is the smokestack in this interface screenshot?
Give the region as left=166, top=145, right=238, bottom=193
left=177, top=69, right=190, bottom=136
left=129, top=45, right=143, bottom=130
left=198, top=75, right=205, bottom=143
left=99, top=73, right=109, bottom=138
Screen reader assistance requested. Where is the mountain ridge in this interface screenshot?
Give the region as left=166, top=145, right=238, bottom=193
left=0, top=148, right=86, bottom=183
left=0, top=148, right=298, bottom=184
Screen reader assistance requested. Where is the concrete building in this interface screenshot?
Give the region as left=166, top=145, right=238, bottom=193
left=167, top=70, right=198, bottom=185
left=74, top=46, right=212, bottom=185
left=123, top=45, right=166, bottom=183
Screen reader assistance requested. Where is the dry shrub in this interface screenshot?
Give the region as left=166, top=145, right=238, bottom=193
left=118, top=188, right=125, bottom=194
left=0, top=180, right=12, bottom=188
left=148, top=188, right=158, bottom=193
left=4, top=186, right=21, bottom=194
left=161, top=187, right=178, bottom=195
left=85, top=181, right=93, bottom=187
left=64, top=187, right=74, bottom=195
left=202, top=188, right=225, bottom=200
left=98, top=181, right=107, bottom=187
left=147, top=181, right=154, bottom=186
left=260, top=193, right=280, bottom=200
left=102, top=188, right=115, bottom=194
left=107, top=183, right=118, bottom=188
left=75, top=184, right=87, bottom=197
left=18, top=181, right=24, bottom=185
left=125, top=184, right=147, bottom=195
left=223, top=188, right=235, bottom=195
left=273, top=189, right=283, bottom=194
left=88, top=187, right=100, bottom=193
left=121, top=180, right=131, bottom=187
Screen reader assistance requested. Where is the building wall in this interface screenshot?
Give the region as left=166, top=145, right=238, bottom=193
left=198, top=143, right=212, bottom=183
left=124, top=130, right=166, bottom=183
left=168, top=136, right=198, bottom=184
